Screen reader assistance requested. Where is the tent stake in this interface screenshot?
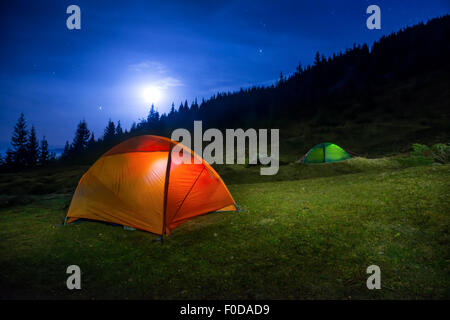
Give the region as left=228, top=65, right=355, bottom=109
left=154, top=234, right=164, bottom=245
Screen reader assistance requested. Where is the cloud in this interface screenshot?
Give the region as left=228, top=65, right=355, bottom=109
left=155, top=77, right=184, bottom=89
left=128, top=61, right=184, bottom=88
left=128, top=60, right=167, bottom=74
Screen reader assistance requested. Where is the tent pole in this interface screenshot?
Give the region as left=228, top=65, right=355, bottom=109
left=323, top=144, right=326, bottom=163
left=161, top=143, right=173, bottom=242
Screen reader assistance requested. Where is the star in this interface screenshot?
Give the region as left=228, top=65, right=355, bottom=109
left=98, top=106, right=103, bottom=111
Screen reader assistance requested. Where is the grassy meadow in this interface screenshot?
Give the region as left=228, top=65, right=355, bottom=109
left=1, top=154, right=449, bottom=299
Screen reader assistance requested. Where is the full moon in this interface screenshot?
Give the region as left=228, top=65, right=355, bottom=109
left=141, top=86, right=162, bottom=104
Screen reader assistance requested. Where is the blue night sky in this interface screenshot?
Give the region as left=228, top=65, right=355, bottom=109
left=0, top=0, right=449, bottom=149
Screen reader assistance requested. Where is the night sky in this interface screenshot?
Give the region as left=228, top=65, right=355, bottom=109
left=0, top=0, right=449, bottom=149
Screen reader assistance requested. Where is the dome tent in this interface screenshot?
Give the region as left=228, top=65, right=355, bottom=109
left=66, top=135, right=237, bottom=236
left=301, top=142, right=350, bottom=164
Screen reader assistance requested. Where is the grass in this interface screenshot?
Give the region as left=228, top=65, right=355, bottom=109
left=0, top=158, right=449, bottom=299
left=215, top=155, right=429, bottom=184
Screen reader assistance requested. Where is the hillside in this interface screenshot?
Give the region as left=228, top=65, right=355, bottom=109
left=47, top=15, right=450, bottom=166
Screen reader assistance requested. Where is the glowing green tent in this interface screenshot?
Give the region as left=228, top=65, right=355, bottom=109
left=301, top=143, right=350, bottom=164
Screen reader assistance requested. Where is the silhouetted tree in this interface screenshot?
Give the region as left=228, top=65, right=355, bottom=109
left=191, top=98, right=199, bottom=114
left=39, top=136, right=50, bottom=165
left=279, top=71, right=284, bottom=84
left=62, top=141, right=71, bottom=158
left=147, top=105, right=160, bottom=123
left=313, top=51, right=321, bottom=66
left=88, top=132, right=96, bottom=147
left=72, top=120, right=90, bottom=154
left=25, top=125, right=39, bottom=166
left=146, top=104, right=160, bottom=131
left=179, top=100, right=189, bottom=113
left=5, top=148, right=14, bottom=166
left=116, top=121, right=123, bottom=135
left=178, top=102, right=184, bottom=113
left=169, top=103, right=176, bottom=116
left=296, top=62, right=303, bottom=74
left=103, top=119, right=116, bottom=141
left=10, top=113, right=28, bottom=167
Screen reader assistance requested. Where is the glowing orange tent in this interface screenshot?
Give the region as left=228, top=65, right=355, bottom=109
left=66, top=135, right=236, bottom=236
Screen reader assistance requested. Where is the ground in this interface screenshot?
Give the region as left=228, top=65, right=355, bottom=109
left=0, top=157, right=449, bottom=299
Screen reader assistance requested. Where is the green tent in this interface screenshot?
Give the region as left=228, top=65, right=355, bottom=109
left=301, top=142, right=350, bottom=164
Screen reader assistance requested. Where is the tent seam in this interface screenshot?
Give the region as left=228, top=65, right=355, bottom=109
left=169, top=166, right=205, bottom=225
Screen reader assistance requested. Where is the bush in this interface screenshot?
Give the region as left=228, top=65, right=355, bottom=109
left=430, top=143, right=450, bottom=164
left=410, top=143, right=450, bottom=164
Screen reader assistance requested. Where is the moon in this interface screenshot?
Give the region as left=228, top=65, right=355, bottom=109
left=141, top=86, right=162, bottom=104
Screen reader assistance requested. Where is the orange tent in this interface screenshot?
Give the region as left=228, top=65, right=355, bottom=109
left=66, top=135, right=236, bottom=236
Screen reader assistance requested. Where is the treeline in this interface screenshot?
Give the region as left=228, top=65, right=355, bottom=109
left=0, top=113, right=56, bottom=170
left=1, top=14, right=449, bottom=168
left=192, top=14, right=450, bottom=128
left=59, top=118, right=128, bottom=164
left=126, top=14, right=449, bottom=132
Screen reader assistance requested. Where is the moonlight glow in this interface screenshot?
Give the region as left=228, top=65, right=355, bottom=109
left=141, top=86, right=162, bottom=104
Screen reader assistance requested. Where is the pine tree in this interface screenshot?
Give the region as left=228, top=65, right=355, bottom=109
left=26, top=125, right=39, bottom=166
left=169, top=103, right=176, bottom=116
left=72, top=120, right=90, bottom=154
left=147, top=105, right=160, bottom=130
left=200, top=98, right=206, bottom=110
left=5, top=148, right=14, bottom=166
left=279, top=71, right=284, bottom=84
left=296, top=62, right=303, bottom=74
left=62, top=141, right=71, bottom=158
left=39, top=136, right=50, bottom=164
left=103, top=119, right=116, bottom=141
left=88, top=132, right=95, bottom=147
left=314, top=51, right=321, bottom=66
left=147, top=104, right=160, bottom=123
left=115, top=121, right=123, bottom=135
left=11, top=113, right=28, bottom=167
left=191, top=98, right=199, bottom=113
